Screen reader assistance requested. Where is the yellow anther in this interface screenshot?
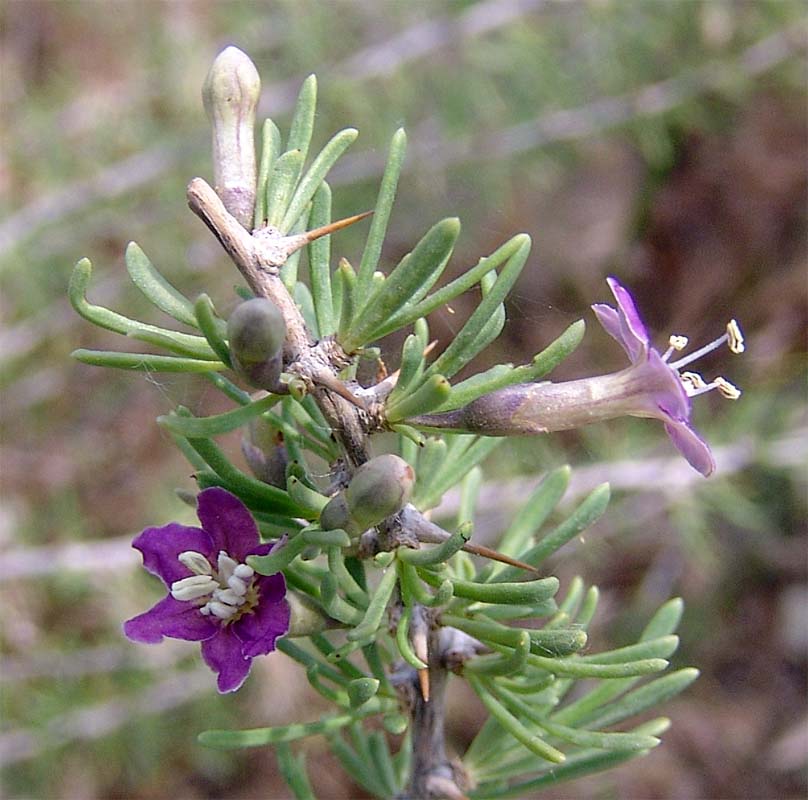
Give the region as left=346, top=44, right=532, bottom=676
left=715, top=377, right=742, bottom=400
left=668, top=334, right=689, bottom=351
left=727, top=319, right=745, bottom=354
left=681, top=371, right=707, bottom=391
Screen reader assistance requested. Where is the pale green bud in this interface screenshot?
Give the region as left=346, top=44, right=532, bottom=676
left=227, top=298, right=286, bottom=390
left=344, top=454, right=415, bottom=531
left=202, top=46, right=260, bottom=228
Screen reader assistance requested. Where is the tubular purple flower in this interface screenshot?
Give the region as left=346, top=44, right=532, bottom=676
left=123, top=488, right=290, bottom=693
left=409, top=278, right=744, bottom=477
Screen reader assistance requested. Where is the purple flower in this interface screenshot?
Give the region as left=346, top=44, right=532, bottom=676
left=124, top=487, right=290, bottom=693
left=409, top=278, right=743, bottom=476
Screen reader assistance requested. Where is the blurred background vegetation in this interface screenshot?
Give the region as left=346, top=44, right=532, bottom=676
left=1, top=1, right=806, bottom=798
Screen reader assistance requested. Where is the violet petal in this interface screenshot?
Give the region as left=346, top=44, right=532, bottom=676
left=123, top=595, right=217, bottom=643
left=196, top=487, right=260, bottom=561
left=664, top=420, right=716, bottom=477
left=233, top=574, right=290, bottom=659
left=132, top=524, right=214, bottom=586
left=606, top=276, right=649, bottom=362
left=201, top=628, right=253, bottom=693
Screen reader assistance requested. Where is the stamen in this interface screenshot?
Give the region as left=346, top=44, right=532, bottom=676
left=214, top=588, right=247, bottom=606
left=233, top=564, right=254, bottom=580
left=715, top=377, right=742, bottom=400
left=178, top=551, right=212, bottom=576
left=170, top=575, right=216, bottom=601
left=669, top=333, right=729, bottom=370
left=217, top=551, right=238, bottom=581
left=207, top=601, right=239, bottom=620
left=199, top=605, right=212, bottom=615
left=227, top=575, right=248, bottom=596
left=662, top=335, right=689, bottom=361
left=727, top=320, right=745, bottom=354
left=680, top=371, right=708, bottom=396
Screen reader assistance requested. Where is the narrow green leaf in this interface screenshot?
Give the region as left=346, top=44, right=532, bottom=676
left=497, top=466, right=571, bottom=559
left=194, top=294, right=232, bottom=367
left=265, top=149, right=305, bottom=229
left=397, top=523, right=472, bottom=566
left=495, top=483, right=611, bottom=581
left=425, top=236, right=531, bottom=379
left=357, top=128, right=407, bottom=295
left=336, top=259, right=357, bottom=342
left=157, top=395, right=280, bottom=437
left=344, top=218, right=461, bottom=350
left=198, top=702, right=382, bottom=748
left=282, top=128, right=358, bottom=231
left=529, top=654, right=668, bottom=679
left=384, top=234, right=526, bottom=333
left=386, top=332, right=427, bottom=406
left=467, top=675, right=566, bottom=764
left=386, top=374, right=452, bottom=422
left=125, top=242, right=197, bottom=327
left=414, top=436, right=502, bottom=511
left=71, top=349, right=225, bottom=372
left=584, top=668, right=700, bottom=730
left=308, top=182, right=336, bottom=336
left=185, top=433, right=304, bottom=517
left=412, top=437, right=448, bottom=496
left=429, top=576, right=559, bottom=605
left=69, top=258, right=214, bottom=356
left=580, top=635, right=679, bottom=664
left=395, top=604, right=428, bottom=670
left=275, top=742, right=316, bottom=800
left=286, top=75, right=317, bottom=163
left=126, top=328, right=220, bottom=360
left=255, top=118, right=282, bottom=227
left=347, top=565, right=399, bottom=641
left=464, top=631, right=531, bottom=677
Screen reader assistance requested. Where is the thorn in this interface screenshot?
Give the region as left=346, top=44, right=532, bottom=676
left=312, top=371, right=367, bottom=410
left=303, top=210, right=374, bottom=243
left=418, top=667, right=430, bottom=703
left=461, top=542, right=541, bottom=574
left=423, top=339, right=438, bottom=357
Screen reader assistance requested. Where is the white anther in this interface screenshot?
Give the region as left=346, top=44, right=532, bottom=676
left=715, top=377, right=742, bottom=400
left=207, top=601, right=239, bottom=620
left=227, top=575, right=248, bottom=595
left=727, top=320, right=745, bottom=354
left=214, top=588, right=246, bottom=606
left=680, top=371, right=708, bottom=393
left=217, top=551, right=238, bottom=581
left=668, top=334, right=689, bottom=351
left=233, top=564, right=254, bottom=580
left=199, top=605, right=212, bottom=615
left=170, top=575, right=216, bottom=601
left=178, top=551, right=212, bottom=575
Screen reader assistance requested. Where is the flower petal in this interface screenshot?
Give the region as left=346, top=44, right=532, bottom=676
left=233, top=574, right=290, bottom=659
left=123, top=595, right=217, bottom=643
left=591, top=277, right=649, bottom=364
left=132, top=524, right=214, bottom=586
left=201, top=628, right=253, bottom=693
left=196, top=487, right=260, bottom=560
left=664, top=419, right=715, bottom=477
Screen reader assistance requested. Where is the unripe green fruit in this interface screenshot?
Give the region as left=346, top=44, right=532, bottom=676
left=319, top=492, right=353, bottom=534
left=227, top=298, right=286, bottom=364
left=344, top=454, right=415, bottom=531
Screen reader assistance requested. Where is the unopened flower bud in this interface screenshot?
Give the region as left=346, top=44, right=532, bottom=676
left=319, top=492, right=353, bottom=534
left=344, top=454, right=415, bottom=531
left=227, top=298, right=286, bottom=390
left=202, top=46, right=260, bottom=228
left=241, top=417, right=288, bottom=488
